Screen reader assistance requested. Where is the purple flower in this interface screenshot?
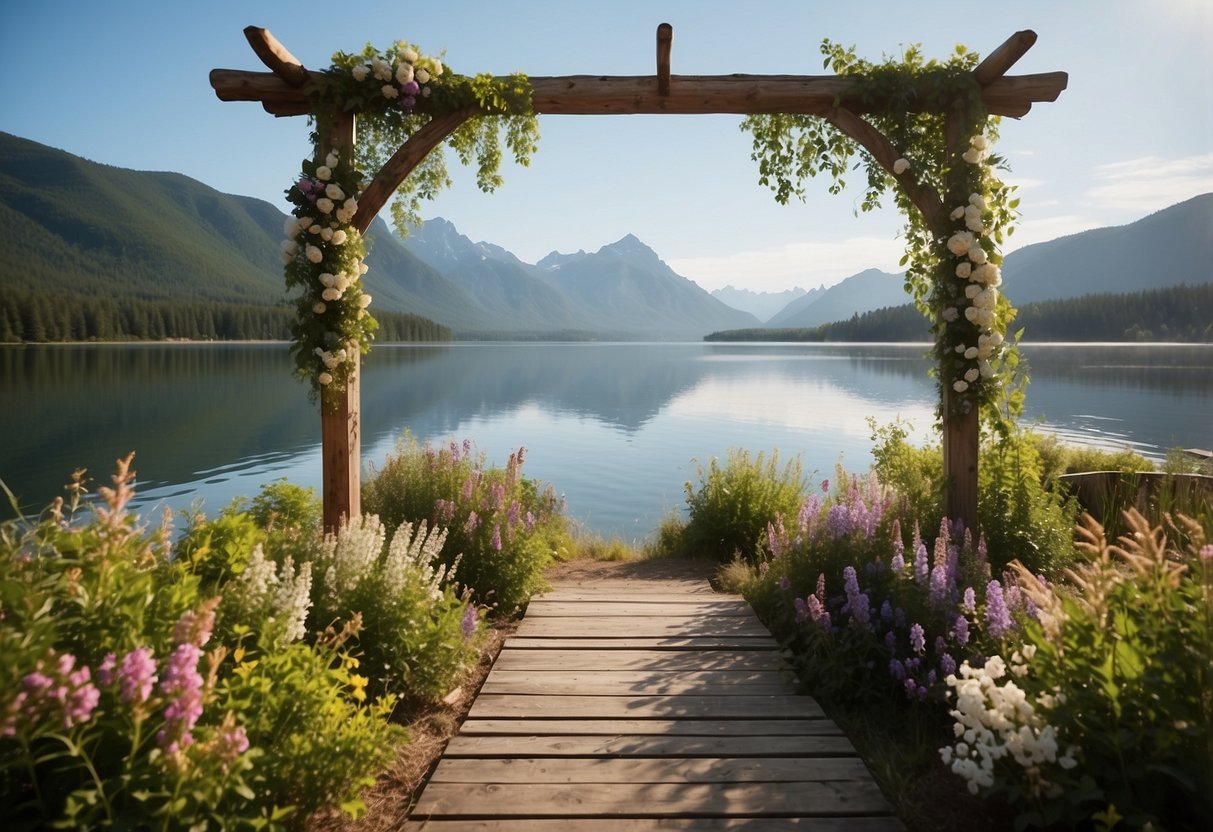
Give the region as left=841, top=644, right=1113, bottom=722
left=507, top=500, right=522, bottom=529
left=841, top=566, right=871, bottom=627
left=461, top=604, right=479, bottom=639
left=157, top=644, right=204, bottom=756
left=97, top=653, right=117, bottom=686
left=962, top=586, right=976, bottom=613
left=913, top=542, right=929, bottom=585
left=909, top=623, right=926, bottom=655
left=490, top=524, right=503, bottom=552
left=889, top=658, right=906, bottom=681
left=118, top=647, right=158, bottom=705
left=940, top=652, right=957, bottom=677
left=950, top=614, right=970, bottom=646
left=814, top=573, right=827, bottom=602
left=464, top=510, right=480, bottom=533
left=460, top=477, right=475, bottom=503
left=884, top=630, right=896, bottom=650
left=820, top=479, right=830, bottom=493
left=826, top=504, right=851, bottom=539
left=793, top=596, right=809, bottom=623
left=904, top=677, right=919, bottom=699
left=880, top=600, right=894, bottom=621
left=985, top=580, right=1012, bottom=640
left=929, top=564, right=950, bottom=608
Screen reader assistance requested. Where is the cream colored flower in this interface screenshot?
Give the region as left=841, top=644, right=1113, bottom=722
left=334, top=274, right=350, bottom=291
left=893, top=158, right=910, bottom=175
left=326, top=151, right=340, bottom=168
left=947, top=231, right=975, bottom=256
left=305, top=245, right=323, bottom=264
left=942, top=306, right=959, bottom=322
left=431, top=59, right=443, bottom=77
left=969, top=193, right=988, bottom=211
left=965, top=368, right=980, bottom=383
left=331, top=230, right=348, bottom=246
left=382, top=84, right=399, bottom=99
left=319, top=273, right=336, bottom=288
left=320, top=227, right=333, bottom=242
left=358, top=293, right=373, bottom=308
left=962, top=148, right=984, bottom=165
left=352, top=65, right=370, bottom=82
left=315, top=165, right=332, bottom=181
left=325, top=184, right=344, bottom=201
left=322, top=288, right=342, bottom=302
left=401, top=47, right=419, bottom=63
left=281, top=239, right=298, bottom=256
left=953, top=380, right=969, bottom=393
left=970, top=135, right=989, bottom=150
left=979, top=360, right=994, bottom=378
left=968, top=245, right=988, bottom=265
left=951, top=206, right=966, bottom=221
left=955, top=262, right=972, bottom=279
left=316, top=198, right=334, bottom=214
left=965, top=346, right=979, bottom=359
left=416, top=68, right=430, bottom=84
left=313, top=302, right=326, bottom=314
left=318, top=372, right=333, bottom=385
left=372, top=57, right=392, bottom=81
left=396, top=63, right=414, bottom=84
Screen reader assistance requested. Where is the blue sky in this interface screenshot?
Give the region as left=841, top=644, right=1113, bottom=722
left=2, top=0, right=1210, bottom=292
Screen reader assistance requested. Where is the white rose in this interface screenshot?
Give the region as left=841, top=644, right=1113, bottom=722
left=892, top=158, right=910, bottom=175
left=396, top=63, right=414, bottom=84
left=968, top=193, right=987, bottom=211
left=318, top=372, right=333, bottom=385
left=942, top=307, right=959, bottom=322
left=416, top=68, right=430, bottom=84
left=955, top=344, right=967, bottom=354
left=989, top=331, right=1004, bottom=347
left=344, top=197, right=358, bottom=213
left=402, top=47, right=419, bottom=63
left=313, top=302, right=327, bottom=314
left=283, top=216, right=300, bottom=237
left=979, top=360, right=995, bottom=378
left=965, top=368, right=980, bottom=383
left=352, top=65, right=370, bottom=82
left=951, top=206, right=966, bottom=221
left=962, top=148, right=984, bottom=165
left=325, top=184, right=345, bottom=201
left=974, top=263, right=1000, bottom=284
left=319, top=273, right=336, bottom=288
left=970, top=135, right=989, bottom=150
left=965, top=306, right=980, bottom=322
left=955, top=262, right=972, bottom=279
left=334, top=274, right=350, bottom=291
left=431, top=59, right=443, bottom=77
left=315, top=165, right=332, bottom=181
left=305, top=245, right=323, bottom=264
left=965, top=214, right=984, bottom=233
left=326, top=151, right=340, bottom=168
left=322, top=287, right=342, bottom=302
left=309, top=224, right=322, bottom=235
left=320, top=227, right=333, bottom=242
left=331, top=230, right=348, bottom=245
left=965, top=284, right=982, bottom=300
left=372, top=57, right=392, bottom=81
left=323, top=355, right=340, bottom=369
left=968, top=245, right=988, bottom=265
left=281, top=239, right=298, bottom=256
left=947, top=231, right=975, bottom=256
left=978, top=288, right=999, bottom=309
left=316, top=197, right=334, bottom=214
left=953, top=380, right=969, bottom=393
left=281, top=251, right=293, bottom=265
left=335, top=208, right=353, bottom=224
left=358, top=293, right=372, bottom=308
left=964, top=346, right=979, bottom=359
left=358, top=262, right=369, bottom=275
left=382, top=84, right=399, bottom=99
left=296, top=217, right=313, bottom=234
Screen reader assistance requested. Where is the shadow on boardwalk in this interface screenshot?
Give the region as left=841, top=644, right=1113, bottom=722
left=404, top=559, right=905, bottom=831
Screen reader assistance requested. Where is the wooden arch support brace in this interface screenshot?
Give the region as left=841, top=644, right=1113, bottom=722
left=974, top=30, right=1037, bottom=86
left=243, top=26, right=309, bottom=87
left=657, top=23, right=673, bottom=96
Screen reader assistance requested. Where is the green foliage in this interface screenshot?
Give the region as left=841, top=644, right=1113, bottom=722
left=362, top=434, right=569, bottom=611
left=676, top=449, right=807, bottom=564
left=1030, top=434, right=1154, bottom=489
left=948, top=512, right=1213, bottom=830
left=0, top=461, right=414, bottom=829
left=869, top=418, right=944, bottom=524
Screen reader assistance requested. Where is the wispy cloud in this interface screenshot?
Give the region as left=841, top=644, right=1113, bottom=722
left=1086, top=153, right=1213, bottom=212
left=670, top=236, right=905, bottom=293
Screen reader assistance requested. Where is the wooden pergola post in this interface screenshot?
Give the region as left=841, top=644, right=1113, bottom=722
left=212, top=25, right=1065, bottom=535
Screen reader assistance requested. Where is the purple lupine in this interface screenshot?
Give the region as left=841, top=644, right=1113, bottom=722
left=213, top=724, right=249, bottom=769
left=927, top=670, right=937, bottom=687
left=793, top=596, right=809, bottom=623
left=909, top=623, right=926, bottom=655
left=490, top=483, right=506, bottom=511
left=524, top=511, right=536, bottom=533
left=880, top=600, right=894, bottom=622
left=461, top=604, right=479, bottom=639
left=940, top=652, right=957, bottom=677
left=985, top=580, right=1012, bottom=640
left=904, top=677, right=919, bottom=699
left=929, top=564, right=950, bottom=609
left=797, top=494, right=821, bottom=540
left=157, top=643, right=204, bottom=756
left=767, top=516, right=788, bottom=559
left=825, top=504, right=851, bottom=539
left=464, top=511, right=480, bottom=534
left=884, top=630, right=896, bottom=650
left=97, top=653, right=117, bottom=686
left=961, top=586, right=976, bottom=613
left=435, top=498, right=456, bottom=524
left=893, top=606, right=906, bottom=628
left=841, top=566, right=870, bottom=627
left=1005, top=584, right=1023, bottom=613
left=460, top=476, right=475, bottom=503
left=913, top=542, right=929, bottom=586
left=814, top=573, right=827, bottom=603
left=950, top=614, right=970, bottom=646
left=889, top=658, right=906, bottom=681
left=934, top=635, right=947, bottom=654
left=507, top=500, right=521, bottom=529
left=118, top=647, right=158, bottom=705
left=490, top=524, right=503, bottom=552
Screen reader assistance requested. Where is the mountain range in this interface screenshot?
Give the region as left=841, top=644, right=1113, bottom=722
left=2, top=131, right=1210, bottom=339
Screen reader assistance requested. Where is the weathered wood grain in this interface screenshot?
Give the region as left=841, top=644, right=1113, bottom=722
left=443, top=733, right=855, bottom=759
left=458, top=718, right=844, bottom=737
left=467, top=693, right=825, bottom=720
left=430, top=756, right=875, bottom=784
left=492, top=649, right=784, bottom=671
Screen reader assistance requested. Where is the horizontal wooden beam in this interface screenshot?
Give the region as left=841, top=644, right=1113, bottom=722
left=210, top=68, right=1067, bottom=119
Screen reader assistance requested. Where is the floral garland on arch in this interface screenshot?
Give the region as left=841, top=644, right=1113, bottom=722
left=281, top=42, right=537, bottom=398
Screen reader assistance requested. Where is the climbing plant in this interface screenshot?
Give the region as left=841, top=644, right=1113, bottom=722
left=280, top=41, right=539, bottom=396
left=744, top=41, right=1024, bottom=431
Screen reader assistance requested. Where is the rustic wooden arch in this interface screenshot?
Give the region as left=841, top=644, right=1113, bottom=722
left=211, top=24, right=1067, bottom=532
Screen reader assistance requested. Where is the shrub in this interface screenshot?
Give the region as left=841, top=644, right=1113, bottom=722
left=941, top=510, right=1213, bottom=830
left=363, top=435, right=569, bottom=610
left=679, top=448, right=806, bottom=564
left=309, top=514, right=481, bottom=702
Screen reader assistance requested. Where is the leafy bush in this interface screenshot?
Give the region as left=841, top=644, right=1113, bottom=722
left=309, top=514, right=481, bottom=702
left=941, top=510, right=1213, bottom=830
left=1029, top=433, right=1154, bottom=488
left=363, top=435, right=569, bottom=610
left=677, top=448, right=806, bottom=564
left=0, top=458, right=406, bottom=830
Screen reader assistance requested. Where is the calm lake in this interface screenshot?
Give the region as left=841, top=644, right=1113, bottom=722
left=3, top=342, right=1211, bottom=542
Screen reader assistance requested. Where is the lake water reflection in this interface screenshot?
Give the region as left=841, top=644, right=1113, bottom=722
left=3, top=342, right=1210, bottom=541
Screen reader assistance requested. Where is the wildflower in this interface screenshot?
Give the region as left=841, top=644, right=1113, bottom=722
left=913, top=542, right=929, bottom=585
left=962, top=586, right=976, bottom=613
left=929, top=564, right=950, bottom=608
left=118, top=647, right=158, bottom=705
left=986, top=580, right=1012, bottom=639
left=156, top=643, right=204, bottom=755
left=793, top=596, right=809, bottom=623
left=461, top=604, right=479, bottom=639
left=910, top=623, right=926, bottom=655
left=842, top=566, right=871, bottom=627
left=950, top=614, right=970, bottom=646
left=490, top=523, right=502, bottom=552
left=889, top=658, right=906, bottom=680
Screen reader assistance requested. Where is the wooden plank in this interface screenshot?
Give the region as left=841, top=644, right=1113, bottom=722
left=412, top=780, right=893, bottom=818
left=459, top=719, right=843, bottom=737
left=480, top=670, right=795, bottom=696
left=516, top=618, right=773, bottom=637
left=505, top=637, right=779, bottom=650
left=404, top=819, right=906, bottom=832
left=525, top=601, right=753, bottom=617
left=430, top=756, right=875, bottom=784
left=467, top=693, right=825, bottom=720
left=493, top=649, right=785, bottom=672
left=443, top=734, right=854, bottom=759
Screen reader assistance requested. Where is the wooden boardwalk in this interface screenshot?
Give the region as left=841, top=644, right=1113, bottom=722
left=405, top=574, right=904, bottom=831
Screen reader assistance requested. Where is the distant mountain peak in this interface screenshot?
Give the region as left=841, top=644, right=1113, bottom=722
left=600, top=233, right=658, bottom=260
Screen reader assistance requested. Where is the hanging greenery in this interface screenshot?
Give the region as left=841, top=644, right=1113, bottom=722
left=744, top=41, right=1023, bottom=431
left=280, top=41, right=539, bottom=398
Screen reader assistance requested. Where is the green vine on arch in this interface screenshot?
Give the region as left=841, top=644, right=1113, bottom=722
left=744, top=40, right=1024, bottom=432
left=281, top=41, right=539, bottom=397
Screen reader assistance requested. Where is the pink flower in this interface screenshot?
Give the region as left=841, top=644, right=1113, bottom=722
left=119, top=647, right=158, bottom=705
